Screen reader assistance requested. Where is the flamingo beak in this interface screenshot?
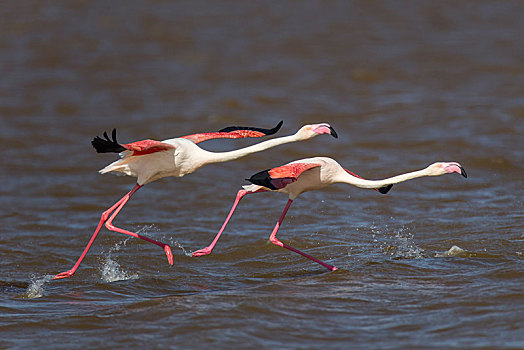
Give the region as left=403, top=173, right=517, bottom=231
left=328, top=126, right=338, bottom=138
left=444, top=163, right=467, bottom=178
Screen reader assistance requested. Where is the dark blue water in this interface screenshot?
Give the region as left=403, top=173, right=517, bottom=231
left=1, top=1, right=523, bottom=349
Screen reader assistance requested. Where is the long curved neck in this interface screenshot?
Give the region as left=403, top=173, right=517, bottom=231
left=338, top=167, right=431, bottom=189
left=203, top=134, right=300, bottom=164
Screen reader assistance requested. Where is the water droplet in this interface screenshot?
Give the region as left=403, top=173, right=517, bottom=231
left=25, top=275, right=53, bottom=299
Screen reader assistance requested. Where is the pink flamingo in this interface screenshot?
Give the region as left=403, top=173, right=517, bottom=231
left=192, top=157, right=467, bottom=271
left=54, top=122, right=338, bottom=279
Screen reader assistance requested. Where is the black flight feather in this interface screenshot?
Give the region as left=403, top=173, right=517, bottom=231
left=219, top=120, right=283, bottom=135
left=92, top=128, right=127, bottom=153
left=246, top=169, right=277, bottom=190
left=377, top=184, right=393, bottom=194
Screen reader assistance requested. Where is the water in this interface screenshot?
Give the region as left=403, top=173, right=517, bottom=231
left=1, top=1, right=523, bottom=348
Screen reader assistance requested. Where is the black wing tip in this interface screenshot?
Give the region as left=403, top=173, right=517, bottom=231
left=91, top=128, right=126, bottom=153
left=329, top=125, right=338, bottom=138
left=268, top=120, right=284, bottom=135
left=247, top=169, right=277, bottom=190
left=219, top=120, right=284, bottom=135
left=377, top=184, right=393, bottom=194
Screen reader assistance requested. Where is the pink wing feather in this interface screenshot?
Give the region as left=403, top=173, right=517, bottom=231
left=92, top=121, right=282, bottom=156
left=181, top=121, right=283, bottom=144
left=181, top=130, right=266, bottom=144
left=247, top=162, right=321, bottom=190
left=122, top=140, right=175, bottom=156
left=269, top=163, right=321, bottom=179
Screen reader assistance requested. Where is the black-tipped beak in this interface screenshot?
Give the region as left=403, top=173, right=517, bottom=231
left=329, top=126, right=338, bottom=138
left=459, top=166, right=467, bottom=178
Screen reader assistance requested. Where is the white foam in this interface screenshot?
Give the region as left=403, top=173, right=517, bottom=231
left=25, top=275, right=53, bottom=299
left=100, top=256, right=138, bottom=283
left=99, top=238, right=138, bottom=282
left=435, top=245, right=466, bottom=257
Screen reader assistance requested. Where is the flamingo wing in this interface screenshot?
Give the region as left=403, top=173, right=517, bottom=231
left=122, top=139, right=175, bottom=156
left=92, top=129, right=127, bottom=153
left=92, top=129, right=175, bottom=156
left=181, top=121, right=283, bottom=144
left=247, top=162, right=322, bottom=190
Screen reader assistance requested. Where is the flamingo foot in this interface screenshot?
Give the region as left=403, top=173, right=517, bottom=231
left=192, top=247, right=212, bottom=257
left=328, top=266, right=338, bottom=272
left=53, top=269, right=75, bottom=280
left=164, top=245, right=174, bottom=265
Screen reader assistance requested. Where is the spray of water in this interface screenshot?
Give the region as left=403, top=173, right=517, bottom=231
left=172, top=240, right=192, bottom=257
left=371, top=224, right=425, bottom=259
left=99, top=238, right=138, bottom=282
left=435, top=245, right=466, bottom=257
left=97, top=224, right=196, bottom=281
left=97, top=224, right=193, bottom=281
left=25, top=275, right=54, bottom=299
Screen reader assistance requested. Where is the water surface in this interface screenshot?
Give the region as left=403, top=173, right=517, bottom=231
left=1, top=1, right=523, bottom=349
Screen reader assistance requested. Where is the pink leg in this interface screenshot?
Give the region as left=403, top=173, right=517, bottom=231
left=54, top=184, right=141, bottom=279
left=192, top=189, right=266, bottom=257
left=269, top=199, right=338, bottom=272
left=104, top=192, right=173, bottom=265
left=54, top=184, right=171, bottom=280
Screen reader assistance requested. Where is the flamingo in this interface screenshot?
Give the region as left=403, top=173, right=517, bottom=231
left=192, top=157, right=467, bottom=271
left=54, top=122, right=338, bottom=279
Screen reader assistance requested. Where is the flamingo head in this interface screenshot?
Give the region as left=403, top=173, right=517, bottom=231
left=296, top=123, right=338, bottom=140
left=427, top=162, right=467, bottom=178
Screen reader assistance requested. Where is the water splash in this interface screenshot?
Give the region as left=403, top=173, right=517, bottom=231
left=133, top=224, right=192, bottom=257
left=25, top=275, right=53, bottom=299
left=435, top=245, right=466, bottom=257
left=99, top=238, right=138, bottom=283
left=172, top=240, right=192, bottom=257
left=371, top=224, right=425, bottom=259
left=100, top=257, right=138, bottom=283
